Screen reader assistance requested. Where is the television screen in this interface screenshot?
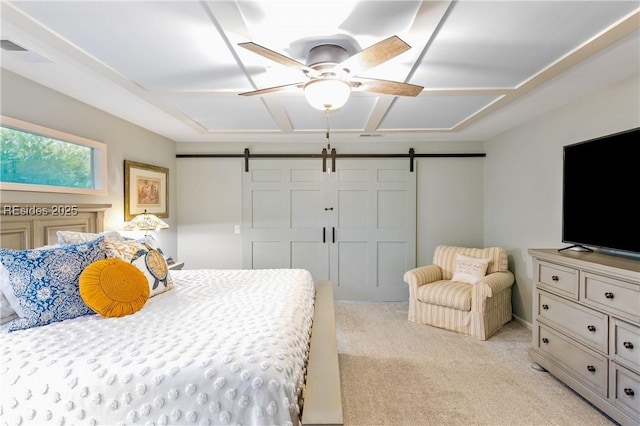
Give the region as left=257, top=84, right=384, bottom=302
left=562, top=127, right=640, bottom=254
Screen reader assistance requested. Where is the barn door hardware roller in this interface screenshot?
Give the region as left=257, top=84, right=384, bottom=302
left=178, top=149, right=485, bottom=173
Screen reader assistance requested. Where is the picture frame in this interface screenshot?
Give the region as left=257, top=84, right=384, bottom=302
left=124, top=160, right=169, bottom=221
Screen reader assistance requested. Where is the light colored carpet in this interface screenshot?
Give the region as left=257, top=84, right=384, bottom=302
left=335, top=301, right=615, bottom=426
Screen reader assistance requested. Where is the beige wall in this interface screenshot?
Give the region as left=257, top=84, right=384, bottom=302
left=176, top=158, right=244, bottom=269
left=484, top=73, right=640, bottom=324
left=1, top=70, right=178, bottom=257
left=176, top=142, right=485, bottom=271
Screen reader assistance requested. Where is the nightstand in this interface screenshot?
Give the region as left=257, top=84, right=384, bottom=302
left=167, top=262, right=184, bottom=271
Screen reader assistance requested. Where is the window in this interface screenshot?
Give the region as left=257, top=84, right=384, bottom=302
left=0, top=116, right=107, bottom=195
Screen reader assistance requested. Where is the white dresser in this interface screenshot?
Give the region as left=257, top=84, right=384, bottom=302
left=529, top=249, right=639, bottom=425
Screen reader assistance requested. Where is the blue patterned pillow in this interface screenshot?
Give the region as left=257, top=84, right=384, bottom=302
left=0, top=237, right=106, bottom=332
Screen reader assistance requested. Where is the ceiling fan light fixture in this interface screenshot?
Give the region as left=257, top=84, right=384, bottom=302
left=303, top=78, right=351, bottom=111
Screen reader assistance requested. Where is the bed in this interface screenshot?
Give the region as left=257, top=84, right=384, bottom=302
left=0, top=203, right=342, bottom=426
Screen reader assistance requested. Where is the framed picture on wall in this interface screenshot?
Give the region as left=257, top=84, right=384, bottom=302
left=124, top=160, right=169, bottom=221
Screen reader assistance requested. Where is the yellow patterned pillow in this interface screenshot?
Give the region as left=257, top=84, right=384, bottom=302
left=79, top=258, right=149, bottom=317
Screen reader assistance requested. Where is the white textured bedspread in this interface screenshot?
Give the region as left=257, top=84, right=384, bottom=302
left=1, top=268, right=316, bottom=426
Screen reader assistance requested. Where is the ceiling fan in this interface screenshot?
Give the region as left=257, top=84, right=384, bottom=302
left=238, top=35, right=423, bottom=111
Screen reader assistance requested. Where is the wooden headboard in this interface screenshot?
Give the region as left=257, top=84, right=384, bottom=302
left=0, top=203, right=111, bottom=250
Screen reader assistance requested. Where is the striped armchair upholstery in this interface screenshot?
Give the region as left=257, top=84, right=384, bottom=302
left=403, top=245, right=514, bottom=340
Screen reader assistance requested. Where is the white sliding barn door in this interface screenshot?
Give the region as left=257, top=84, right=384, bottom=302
left=329, top=159, right=416, bottom=300
left=242, top=160, right=329, bottom=282
left=242, top=159, right=415, bottom=301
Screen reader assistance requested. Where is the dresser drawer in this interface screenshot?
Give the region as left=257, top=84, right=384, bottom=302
left=611, top=318, right=640, bottom=373
left=537, top=324, right=608, bottom=397
left=537, top=290, right=608, bottom=353
left=610, top=363, right=640, bottom=421
left=530, top=249, right=640, bottom=425
left=582, top=272, right=640, bottom=323
left=537, top=260, right=579, bottom=299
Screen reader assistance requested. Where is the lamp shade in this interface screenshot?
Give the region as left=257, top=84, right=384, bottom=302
left=123, top=211, right=169, bottom=231
left=303, top=78, right=351, bottom=111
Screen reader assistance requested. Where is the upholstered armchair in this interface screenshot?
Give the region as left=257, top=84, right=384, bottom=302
left=403, top=245, right=514, bottom=340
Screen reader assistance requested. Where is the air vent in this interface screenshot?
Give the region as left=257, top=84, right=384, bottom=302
left=360, top=133, right=384, bottom=138
left=0, top=41, right=51, bottom=63
left=1, top=40, right=27, bottom=51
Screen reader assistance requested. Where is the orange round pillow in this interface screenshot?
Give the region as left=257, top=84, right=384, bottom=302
left=80, top=258, right=150, bottom=317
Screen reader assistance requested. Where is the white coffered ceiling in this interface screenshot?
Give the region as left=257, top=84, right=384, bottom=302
left=1, top=1, right=638, bottom=144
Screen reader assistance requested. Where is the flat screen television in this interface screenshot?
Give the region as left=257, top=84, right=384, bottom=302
left=562, top=127, right=640, bottom=255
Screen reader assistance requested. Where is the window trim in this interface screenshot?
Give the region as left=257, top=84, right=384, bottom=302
left=0, top=115, right=108, bottom=195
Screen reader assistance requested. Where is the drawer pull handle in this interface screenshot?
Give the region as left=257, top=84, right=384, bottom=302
left=624, top=388, right=635, bottom=396
left=604, top=292, right=614, bottom=299
left=551, top=275, right=559, bottom=281
left=587, top=325, right=596, bottom=332
left=587, top=365, right=596, bottom=373
left=542, top=338, right=549, bottom=344
left=542, top=304, right=549, bottom=310
left=623, top=341, right=634, bottom=349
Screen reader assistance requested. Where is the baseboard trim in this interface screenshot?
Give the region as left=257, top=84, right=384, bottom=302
left=512, top=313, right=531, bottom=330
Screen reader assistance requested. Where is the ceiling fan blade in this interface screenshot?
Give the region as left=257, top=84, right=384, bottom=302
left=239, top=82, right=305, bottom=97
left=340, top=36, right=411, bottom=76
left=238, top=42, right=316, bottom=74
left=352, top=77, right=423, bottom=97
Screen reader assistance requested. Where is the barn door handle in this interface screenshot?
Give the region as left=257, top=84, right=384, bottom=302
left=323, top=227, right=326, bottom=243
left=332, top=227, right=335, bottom=243
left=324, top=207, right=333, bottom=211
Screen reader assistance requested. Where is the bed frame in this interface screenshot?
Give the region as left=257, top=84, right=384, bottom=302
left=0, top=202, right=343, bottom=425
left=0, top=203, right=110, bottom=250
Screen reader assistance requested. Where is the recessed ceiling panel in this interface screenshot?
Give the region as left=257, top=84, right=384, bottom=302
left=381, top=95, right=501, bottom=129
left=2, top=1, right=637, bottom=143
left=163, top=95, right=278, bottom=131
left=13, top=1, right=243, bottom=91
left=415, top=1, right=639, bottom=89
left=236, top=1, right=421, bottom=59
left=283, top=95, right=377, bottom=131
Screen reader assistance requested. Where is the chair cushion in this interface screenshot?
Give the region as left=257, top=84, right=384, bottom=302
left=416, top=280, right=472, bottom=311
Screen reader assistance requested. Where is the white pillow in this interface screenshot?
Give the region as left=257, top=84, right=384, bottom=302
left=57, top=230, right=125, bottom=245
left=0, top=263, right=21, bottom=321
left=451, top=254, right=490, bottom=284
left=0, top=294, right=17, bottom=324
left=1, top=265, right=18, bottom=324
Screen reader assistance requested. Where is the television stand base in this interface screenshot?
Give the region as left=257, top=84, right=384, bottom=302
left=558, top=244, right=593, bottom=253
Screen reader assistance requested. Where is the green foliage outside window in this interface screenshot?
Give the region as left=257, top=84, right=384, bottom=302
left=0, top=126, right=94, bottom=188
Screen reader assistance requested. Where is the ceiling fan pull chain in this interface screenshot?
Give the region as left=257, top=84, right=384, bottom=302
left=326, top=109, right=331, bottom=151
left=325, top=109, right=332, bottom=173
